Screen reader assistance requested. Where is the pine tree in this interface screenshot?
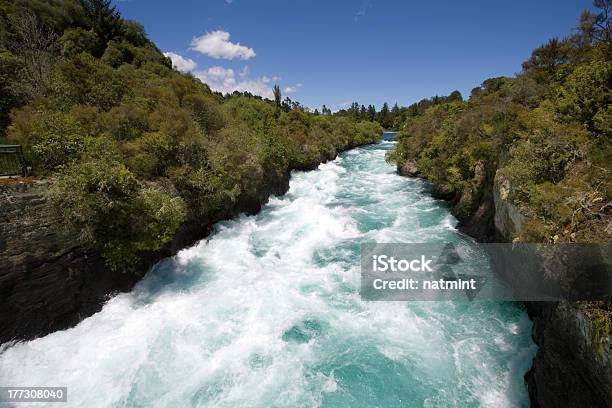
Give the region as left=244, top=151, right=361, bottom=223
left=367, top=104, right=376, bottom=121
left=379, top=102, right=390, bottom=128
left=360, top=105, right=367, bottom=120
left=273, top=85, right=281, bottom=108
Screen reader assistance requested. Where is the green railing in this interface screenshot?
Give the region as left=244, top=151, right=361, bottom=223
left=0, top=145, right=27, bottom=176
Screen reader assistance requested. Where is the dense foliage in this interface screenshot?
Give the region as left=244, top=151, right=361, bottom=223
left=389, top=1, right=611, bottom=245
left=0, top=0, right=382, bottom=269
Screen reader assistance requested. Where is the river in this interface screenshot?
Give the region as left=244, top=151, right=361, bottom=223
left=0, top=141, right=536, bottom=407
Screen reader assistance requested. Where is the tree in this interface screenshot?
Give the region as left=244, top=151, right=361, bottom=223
left=78, top=0, right=122, bottom=56
left=578, top=0, right=612, bottom=44
left=391, top=102, right=400, bottom=122
left=282, top=96, right=293, bottom=112
left=367, top=104, right=376, bottom=121
left=378, top=102, right=391, bottom=128
left=448, top=90, right=463, bottom=102
left=8, top=11, right=59, bottom=100
left=360, top=105, right=367, bottom=120
left=273, top=85, right=281, bottom=108
left=522, top=38, right=572, bottom=78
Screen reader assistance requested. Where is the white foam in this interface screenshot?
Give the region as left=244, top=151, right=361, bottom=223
left=0, top=144, right=536, bottom=407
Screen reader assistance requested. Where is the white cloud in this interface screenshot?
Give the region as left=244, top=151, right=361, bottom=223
left=194, top=66, right=276, bottom=99
left=283, top=83, right=302, bottom=94
left=272, top=76, right=281, bottom=81
left=163, top=52, right=197, bottom=72
left=190, top=30, right=255, bottom=60
left=239, top=65, right=249, bottom=77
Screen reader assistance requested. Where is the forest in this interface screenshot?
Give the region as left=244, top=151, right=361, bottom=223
left=0, top=0, right=383, bottom=269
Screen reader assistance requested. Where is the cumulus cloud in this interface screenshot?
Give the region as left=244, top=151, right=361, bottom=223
left=163, top=52, right=197, bottom=72
left=283, top=83, right=303, bottom=94
left=239, top=65, right=249, bottom=77
left=190, top=30, right=255, bottom=60
left=194, top=66, right=276, bottom=99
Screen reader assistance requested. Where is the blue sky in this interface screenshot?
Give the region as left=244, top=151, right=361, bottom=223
left=116, top=0, right=589, bottom=111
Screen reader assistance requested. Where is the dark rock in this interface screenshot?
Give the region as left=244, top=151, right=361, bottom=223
left=525, top=302, right=612, bottom=408
left=493, top=172, right=525, bottom=240
left=398, top=160, right=419, bottom=177
left=453, top=195, right=496, bottom=242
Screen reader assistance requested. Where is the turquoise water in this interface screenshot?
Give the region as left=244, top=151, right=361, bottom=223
left=382, top=131, right=399, bottom=141
left=0, top=142, right=536, bottom=407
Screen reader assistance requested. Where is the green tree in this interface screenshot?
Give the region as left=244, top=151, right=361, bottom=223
left=78, top=0, right=122, bottom=56
left=378, top=102, right=391, bottom=128
left=273, top=85, right=281, bottom=108
left=367, top=104, right=376, bottom=121
left=391, top=103, right=401, bottom=127
left=578, top=0, right=612, bottom=44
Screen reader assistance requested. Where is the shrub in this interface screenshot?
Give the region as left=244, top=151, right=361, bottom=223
left=101, top=40, right=135, bottom=67
left=124, top=131, right=174, bottom=178
left=60, top=27, right=98, bottom=57
left=48, top=148, right=185, bottom=270
left=53, top=53, right=127, bottom=111
left=183, top=93, right=226, bottom=135
left=102, top=102, right=149, bottom=140
left=7, top=106, right=87, bottom=171
left=552, top=59, right=612, bottom=130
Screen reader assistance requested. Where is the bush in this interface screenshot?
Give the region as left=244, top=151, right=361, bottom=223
left=102, top=102, right=149, bottom=140
left=552, top=59, right=612, bottom=130
left=60, top=27, right=98, bottom=57
left=183, top=93, right=226, bottom=135
left=48, top=149, right=185, bottom=270
left=7, top=106, right=87, bottom=171
left=124, top=131, right=174, bottom=178
left=52, top=53, right=127, bottom=111
left=101, top=40, right=135, bottom=67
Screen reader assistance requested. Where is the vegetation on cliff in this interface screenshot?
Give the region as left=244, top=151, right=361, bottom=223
left=388, top=1, right=610, bottom=245
left=0, top=0, right=382, bottom=269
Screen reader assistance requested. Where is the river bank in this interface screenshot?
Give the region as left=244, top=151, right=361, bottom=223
left=397, top=160, right=612, bottom=408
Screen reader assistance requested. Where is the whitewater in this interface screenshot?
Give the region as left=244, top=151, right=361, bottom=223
left=0, top=142, right=536, bottom=407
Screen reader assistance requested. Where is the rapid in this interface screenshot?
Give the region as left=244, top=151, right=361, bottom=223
left=0, top=142, right=536, bottom=407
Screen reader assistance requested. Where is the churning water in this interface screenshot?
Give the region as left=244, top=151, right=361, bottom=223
left=0, top=142, right=536, bottom=407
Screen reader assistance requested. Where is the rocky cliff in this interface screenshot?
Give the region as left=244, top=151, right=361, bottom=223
left=525, top=301, right=612, bottom=407
left=492, top=173, right=612, bottom=408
